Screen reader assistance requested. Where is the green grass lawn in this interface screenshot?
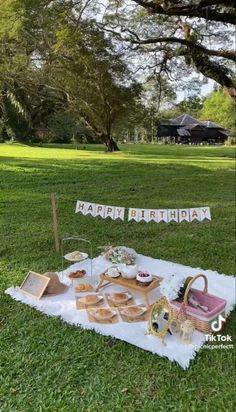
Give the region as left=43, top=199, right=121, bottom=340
left=0, top=142, right=235, bottom=412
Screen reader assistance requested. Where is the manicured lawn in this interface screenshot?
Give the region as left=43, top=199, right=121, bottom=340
left=0, top=142, right=235, bottom=412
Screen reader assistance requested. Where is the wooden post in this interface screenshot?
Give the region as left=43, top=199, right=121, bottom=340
left=50, top=193, right=60, bottom=253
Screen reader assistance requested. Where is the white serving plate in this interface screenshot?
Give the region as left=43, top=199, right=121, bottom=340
left=64, top=251, right=88, bottom=262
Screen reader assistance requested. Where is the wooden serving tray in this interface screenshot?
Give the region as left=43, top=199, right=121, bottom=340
left=96, top=273, right=163, bottom=306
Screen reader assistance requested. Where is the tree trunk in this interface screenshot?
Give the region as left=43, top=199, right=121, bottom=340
left=104, top=135, right=120, bottom=152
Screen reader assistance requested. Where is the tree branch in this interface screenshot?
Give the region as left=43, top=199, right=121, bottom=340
left=132, top=0, right=236, bottom=24
left=190, top=51, right=236, bottom=101
left=132, top=36, right=236, bottom=62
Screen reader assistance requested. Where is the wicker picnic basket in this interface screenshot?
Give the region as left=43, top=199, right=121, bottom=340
left=170, top=274, right=226, bottom=334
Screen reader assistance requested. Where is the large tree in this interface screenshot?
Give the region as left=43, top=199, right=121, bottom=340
left=49, top=20, right=141, bottom=151
left=101, top=0, right=236, bottom=101
left=0, top=1, right=70, bottom=140
left=0, top=0, right=141, bottom=150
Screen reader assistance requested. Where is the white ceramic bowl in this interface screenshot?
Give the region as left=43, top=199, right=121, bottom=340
left=136, top=272, right=153, bottom=284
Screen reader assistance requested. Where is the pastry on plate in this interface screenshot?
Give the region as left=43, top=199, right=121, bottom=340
left=109, top=292, right=131, bottom=304
left=69, top=251, right=82, bottom=260
left=79, top=294, right=102, bottom=305
left=69, top=269, right=86, bottom=279
left=75, top=283, right=93, bottom=293
left=120, top=306, right=146, bottom=318
left=92, top=308, right=115, bottom=321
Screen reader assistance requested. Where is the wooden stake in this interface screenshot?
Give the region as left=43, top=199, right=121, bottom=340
left=50, top=193, right=60, bottom=253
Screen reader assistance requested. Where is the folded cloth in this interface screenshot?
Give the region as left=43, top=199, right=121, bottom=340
left=43, top=272, right=68, bottom=295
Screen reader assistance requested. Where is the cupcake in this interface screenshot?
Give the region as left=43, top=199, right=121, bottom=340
left=136, top=271, right=153, bottom=287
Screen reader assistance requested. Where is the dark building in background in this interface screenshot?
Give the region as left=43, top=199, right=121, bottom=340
left=157, top=114, right=228, bottom=144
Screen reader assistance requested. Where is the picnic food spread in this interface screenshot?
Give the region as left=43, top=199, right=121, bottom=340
left=8, top=243, right=233, bottom=369
left=79, top=260, right=225, bottom=341
left=19, top=246, right=228, bottom=348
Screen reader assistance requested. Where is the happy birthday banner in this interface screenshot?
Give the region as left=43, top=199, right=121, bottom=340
left=75, top=201, right=211, bottom=223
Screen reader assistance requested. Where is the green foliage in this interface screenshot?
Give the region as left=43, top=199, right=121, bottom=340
left=0, top=0, right=23, bottom=39
left=0, top=92, right=32, bottom=141
left=50, top=21, right=141, bottom=145
left=0, top=118, right=6, bottom=140
left=0, top=0, right=142, bottom=149
left=225, top=136, right=236, bottom=146
left=177, top=96, right=204, bottom=118
left=47, top=112, right=79, bottom=143
left=158, top=96, right=204, bottom=124
left=200, top=89, right=236, bottom=131
left=47, top=112, right=95, bottom=143
left=0, top=0, right=180, bottom=149
left=113, top=76, right=176, bottom=142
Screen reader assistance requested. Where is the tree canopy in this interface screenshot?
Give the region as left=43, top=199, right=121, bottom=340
left=0, top=0, right=234, bottom=149
left=200, top=88, right=236, bottom=131
left=101, top=0, right=236, bottom=101
left=0, top=0, right=142, bottom=150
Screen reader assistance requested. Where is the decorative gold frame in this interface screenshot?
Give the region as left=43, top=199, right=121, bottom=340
left=147, top=296, right=173, bottom=345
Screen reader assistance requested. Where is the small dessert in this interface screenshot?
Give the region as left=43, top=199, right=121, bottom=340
left=79, top=294, right=102, bottom=305
left=121, top=306, right=145, bottom=318
left=136, top=271, right=153, bottom=287
left=75, top=283, right=93, bottom=293
left=69, top=269, right=86, bottom=279
left=109, top=292, right=131, bottom=304
left=92, top=308, right=115, bottom=321
left=69, top=251, right=82, bottom=260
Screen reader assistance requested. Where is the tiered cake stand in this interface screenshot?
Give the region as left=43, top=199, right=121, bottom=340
left=61, top=236, right=93, bottom=283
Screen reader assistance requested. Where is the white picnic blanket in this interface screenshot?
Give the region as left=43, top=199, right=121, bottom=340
left=5, top=253, right=236, bottom=369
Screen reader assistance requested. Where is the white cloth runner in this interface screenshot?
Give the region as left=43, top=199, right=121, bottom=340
left=5, top=254, right=236, bottom=369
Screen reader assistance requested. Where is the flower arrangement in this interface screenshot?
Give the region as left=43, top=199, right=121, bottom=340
left=101, top=245, right=136, bottom=265
left=160, top=273, right=188, bottom=301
